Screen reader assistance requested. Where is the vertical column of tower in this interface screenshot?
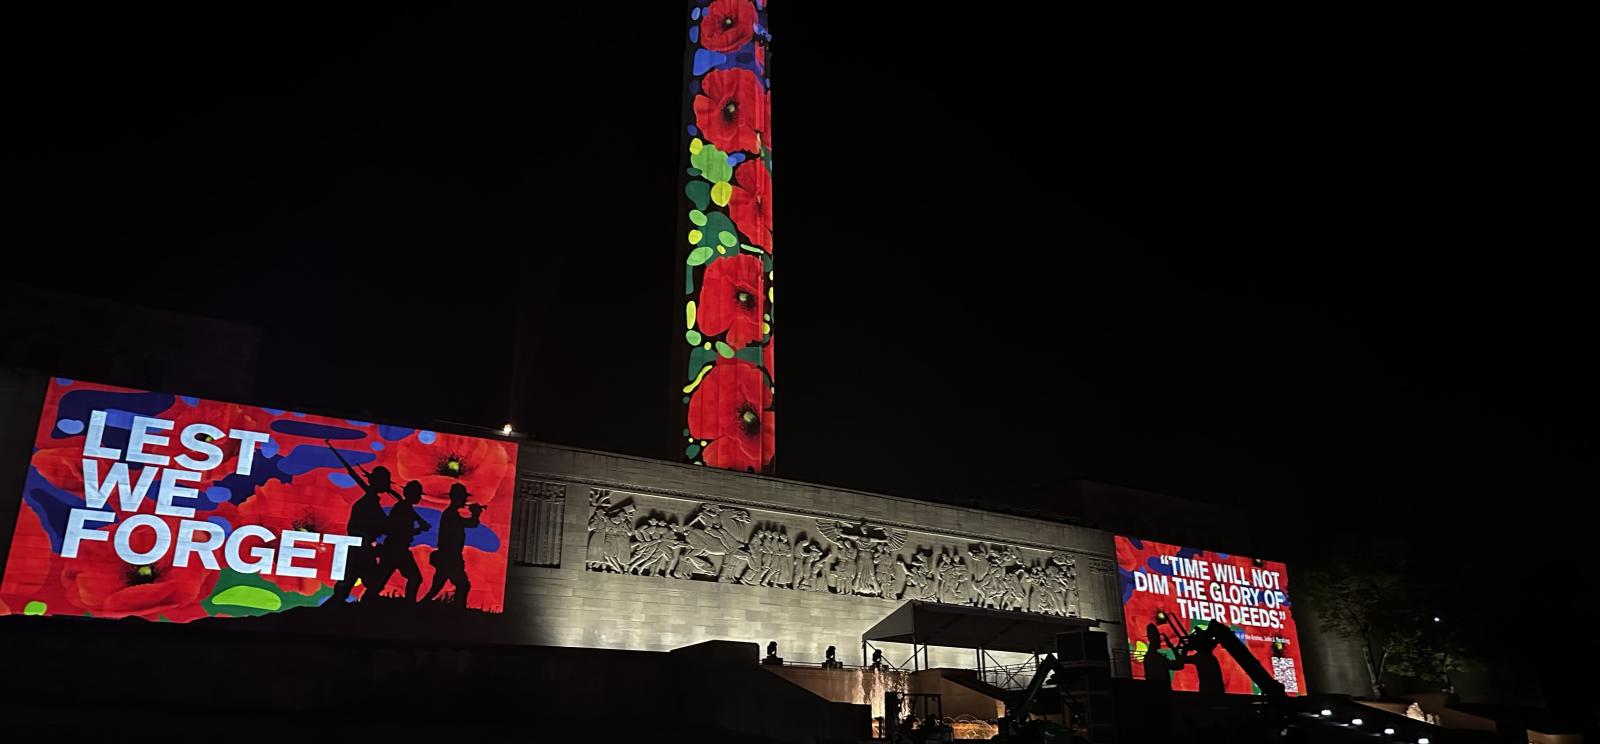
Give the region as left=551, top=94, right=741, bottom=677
left=677, top=0, right=773, bottom=474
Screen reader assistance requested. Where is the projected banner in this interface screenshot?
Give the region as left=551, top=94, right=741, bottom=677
left=0, top=378, right=516, bottom=623
left=677, top=0, right=775, bottom=473
left=1115, top=535, right=1308, bottom=696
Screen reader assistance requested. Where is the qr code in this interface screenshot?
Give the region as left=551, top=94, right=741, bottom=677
left=1271, top=657, right=1299, bottom=694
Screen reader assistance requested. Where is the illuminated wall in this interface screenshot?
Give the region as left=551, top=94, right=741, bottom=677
left=0, top=378, right=517, bottom=626
left=1115, top=535, right=1309, bottom=696
left=678, top=0, right=774, bottom=474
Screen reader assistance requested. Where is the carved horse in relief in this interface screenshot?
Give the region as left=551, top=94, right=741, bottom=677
left=680, top=504, right=756, bottom=582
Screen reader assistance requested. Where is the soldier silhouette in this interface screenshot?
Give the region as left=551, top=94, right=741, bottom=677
left=327, top=445, right=403, bottom=603
left=421, top=483, right=484, bottom=605
left=365, top=480, right=431, bottom=602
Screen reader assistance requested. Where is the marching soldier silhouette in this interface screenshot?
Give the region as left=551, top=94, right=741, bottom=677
left=366, top=480, right=431, bottom=602
left=421, top=483, right=485, bottom=605
left=326, top=442, right=403, bottom=603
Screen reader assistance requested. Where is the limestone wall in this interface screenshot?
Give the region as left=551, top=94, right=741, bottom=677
left=503, top=441, right=1128, bottom=671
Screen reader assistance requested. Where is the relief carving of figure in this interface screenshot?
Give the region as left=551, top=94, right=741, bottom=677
left=585, top=491, right=612, bottom=570
left=1049, top=552, right=1080, bottom=616
left=601, top=504, right=637, bottom=573
left=968, top=544, right=1022, bottom=608
left=770, top=531, right=794, bottom=587
left=900, top=552, right=935, bottom=601
left=628, top=518, right=690, bottom=577
left=814, top=519, right=908, bottom=596
left=792, top=540, right=825, bottom=591
left=680, top=504, right=755, bottom=582
left=750, top=529, right=792, bottom=587
left=827, top=540, right=857, bottom=594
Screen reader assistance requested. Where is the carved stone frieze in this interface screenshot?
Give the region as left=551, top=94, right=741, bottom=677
left=582, top=494, right=1087, bottom=618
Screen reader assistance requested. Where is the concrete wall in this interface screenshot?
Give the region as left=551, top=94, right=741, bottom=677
left=505, top=442, right=1129, bottom=671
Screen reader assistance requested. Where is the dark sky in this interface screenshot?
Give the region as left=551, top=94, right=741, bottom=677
left=8, top=4, right=1591, bottom=560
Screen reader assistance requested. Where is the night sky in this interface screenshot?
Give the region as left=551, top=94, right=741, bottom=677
left=8, top=2, right=1590, bottom=576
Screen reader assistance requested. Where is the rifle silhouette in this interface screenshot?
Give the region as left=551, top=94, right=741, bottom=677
left=324, top=440, right=403, bottom=500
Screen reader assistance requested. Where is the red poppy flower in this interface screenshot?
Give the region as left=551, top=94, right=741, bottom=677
left=235, top=479, right=355, bottom=595
left=694, top=68, right=768, bottom=154
left=0, top=507, right=56, bottom=599
left=31, top=446, right=86, bottom=497
left=59, top=516, right=217, bottom=621
left=728, top=160, right=772, bottom=252
left=699, top=0, right=756, bottom=53
left=161, top=401, right=270, bottom=485
left=688, top=358, right=774, bottom=472
left=387, top=432, right=516, bottom=508
left=697, top=254, right=766, bottom=349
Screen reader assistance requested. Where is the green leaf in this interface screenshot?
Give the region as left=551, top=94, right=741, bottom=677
left=688, top=346, right=716, bottom=379
left=211, top=585, right=283, bottom=612
left=735, top=345, right=764, bottom=366
left=715, top=341, right=735, bottom=358
left=685, top=443, right=702, bottom=459
left=688, top=209, right=708, bottom=226
left=699, top=212, right=737, bottom=249
left=685, top=181, right=711, bottom=211
left=718, top=231, right=737, bottom=248
left=687, top=246, right=714, bottom=266
left=22, top=600, right=46, bottom=616
left=685, top=330, right=703, bottom=345
left=690, top=142, right=733, bottom=183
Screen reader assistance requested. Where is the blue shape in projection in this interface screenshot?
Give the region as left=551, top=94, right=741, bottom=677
left=56, top=419, right=84, bottom=435
left=207, top=514, right=233, bottom=533
left=279, top=445, right=374, bottom=476
left=262, top=408, right=286, bottom=415
left=378, top=425, right=413, bottom=441
left=693, top=42, right=765, bottom=77
left=1146, top=557, right=1174, bottom=576
left=345, top=420, right=372, bottom=428
left=54, top=378, right=74, bottom=386
left=688, top=125, right=699, bottom=136
left=406, top=507, right=500, bottom=553
left=692, top=49, right=727, bottom=76
left=418, top=430, right=437, bottom=445
left=688, top=26, right=699, bottom=43
left=179, top=396, right=199, bottom=406
left=20, top=467, right=85, bottom=553
left=205, top=486, right=233, bottom=504
left=728, top=153, right=745, bottom=166
left=216, top=455, right=292, bottom=505
left=370, top=441, right=384, bottom=451
left=328, top=472, right=357, bottom=489
left=1126, top=537, right=1145, bottom=550
left=269, top=419, right=365, bottom=440
left=1118, top=567, right=1136, bottom=604
left=53, top=389, right=175, bottom=440
left=261, top=438, right=280, bottom=458
left=690, top=7, right=700, bottom=20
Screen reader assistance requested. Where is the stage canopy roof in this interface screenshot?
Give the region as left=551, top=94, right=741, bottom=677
left=862, top=601, right=1099, bottom=654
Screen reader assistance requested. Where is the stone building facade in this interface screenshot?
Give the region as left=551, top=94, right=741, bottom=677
left=500, top=442, right=1128, bottom=671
